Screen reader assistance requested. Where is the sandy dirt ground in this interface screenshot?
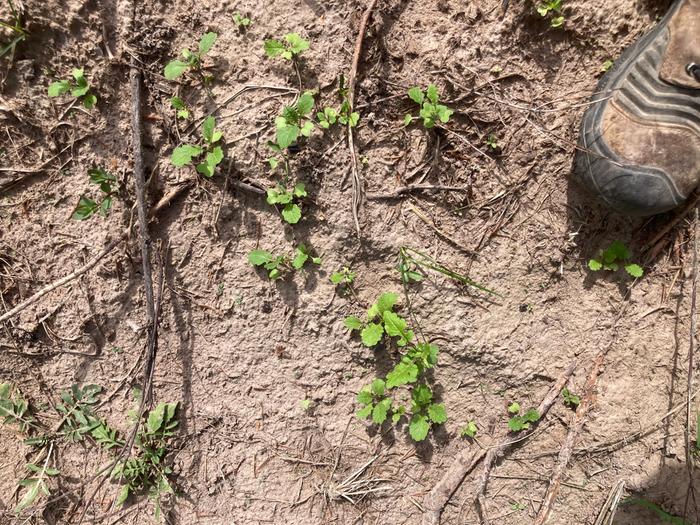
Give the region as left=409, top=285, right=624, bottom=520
left=1, top=0, right=699, bottom=523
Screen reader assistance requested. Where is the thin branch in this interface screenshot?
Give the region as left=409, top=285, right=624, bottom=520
left=366, top=185, right=467, bottom=200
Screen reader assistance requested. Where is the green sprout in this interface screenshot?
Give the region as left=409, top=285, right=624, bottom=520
left=588, top=240, right=643, bottom=278
left=48, top=68, right=97, bottom=109
left=170, top=116, right=224, bottom=177
left=537, top=0, right=564, bottom=27
left=72, top=168, right=118, bottom=220
left=164, top=32, right=218, bottom=80
left=248, top=245, right=321, bottom=280
left=233, top=13, right=252, bottom=28
left=404, top=85, right=453, bottom=129
left=264, top=33, right=309, bottom=61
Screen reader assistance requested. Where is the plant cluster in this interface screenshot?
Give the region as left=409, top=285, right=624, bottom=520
left=171, top=115, right=224, bottom=177
left=232, top=12, right=252, bottom=28
left=317, top=75, right=359, bottom=129
left=587, top=240, right=643, bottom=278
left=507, top=402, right=540, bottom=432
left=266, top=182, right=306, bottom=224
left=264, top=33, right=309, bottom=61
left=248, top=244, right=321, bottom=279
left=72, top=168, right=118, bottom=220
left=170, top=96, right=190, bottom=119
left=347, top=292, right=446, bottom=441
left=404, top=85, right=453, bottom=129
left=164, top=32, right=218, bottom=80
left=48, top=68, right=97, bottom=109
left=562, top=387, right=580, bottom=408
left=537, top=0, right=564, bottom=27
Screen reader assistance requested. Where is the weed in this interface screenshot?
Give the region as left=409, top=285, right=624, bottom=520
left=48, top=68, right=97, bottom=109
left=485, top=134, right=500, bottom=151
left=271, top=91, right=316, bottom=151
left=170, top=96, right=190, bottom=119
left=588, top=240, right=643, bottom=278
left=347, top=292, right=446, bottom=441
left=300, top=398, right=312, bottom=411
left=0, top=382, right=35, bottom=433
left=317, top=75, right=360, bottom=129
left=398, top=247, right=497, bottom=295
left=601, top=59, right=614, bottom=72
left=622, top=498, right=689, bottom=524
left=113, top=402, right=178, bottom=519
left=562, top=387, right=580, bottom=408
left=507, top=402, right=540, bottom=432
left=331, top=266, right=356, bottom=286
left=0, top=0, right=27, bottom=60
left=511, top=502, right=527, bottom=511
left=16, top=451, right=59, bottom=513
left=404, top=85, right=453, bottom=129
left=248, top=244, right=321, bottom=279
left=266, top=182, right=307, bottom=224
left=264, top=33, right=309, bottom=61
left=171, top=116, right=224, bottom=177
left=72, top=168, right=117, bottom=220
left=164, top=32, right=218, bottom=80
left=232, top=12, right=251, bottom=28
left=460, top=421, right=478, bottom=438
left=537, top=0, right=564, bottom=27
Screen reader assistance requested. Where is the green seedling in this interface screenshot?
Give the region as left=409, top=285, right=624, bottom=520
left=486, top=134, right=500, bottom=151
left=356, top=379, right=402, bottom=424
left=588, top=240, right=643, bottom=278
left=562, top=387, right=580, bottom=408
left=331, top=266, right=356, bottom=286
left=171, top=116, right=224, bottom=177
left=170, top=96, right=190, bottom=119
left=460, top=421, right=478, bottom=438
left=264, top=33, right=309, bottom=61
left=622, top=498, right=689, bottom=525
left=72, top=168, right=117, bottom=220
left=0, top=0, right=27, bottom=60
left=266, top=182, right=307, bottom=224
left=164, top=32, right=217, bottom=80
left=404, top=85, right=453, bottom=129
left=511, top=502, right=527, bottom=511
left=398, top=247, right=497, bottom=295
left=233, top=12, right=251, bottom=28
left=507, top=402, right=540, bottom=432
left=48, top=68, right=97, bottom=109
left=272, top=91, right=316, bottom=150
left=113, top=402, right=178, bottom=519
left=537, top=0, right=564, bottom=27
left=248, top=244, right=321, bottom=280
left=348, top=292, right=445, bottom=441
left=601, top=59, right=614, bottom=72
left=15, top=457, right=59, bottom=513
left=0, top=382, right=34, bottom=433
left=317, top=75, right=360, bottom=129
left=300, top=398, right=312, bottom=411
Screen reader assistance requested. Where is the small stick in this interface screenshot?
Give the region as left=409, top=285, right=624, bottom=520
left=533, top=353, right=603, bottom=524
left=346, top=0, right=379, bottom=238
left=407, top=202, right=476, bottom=256
left=421, top=361, right=575, bottom=525
left=644, top=191, right=700, bottom=262
left=366, top=185, right=467, bottom=200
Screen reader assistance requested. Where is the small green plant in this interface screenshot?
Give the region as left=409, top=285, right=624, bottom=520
left=622, top=498, right=689, bottom=525
left=55, top=384, right=121, bottom=449
left=15, top=458, right=60, bottom=513
left=164, top=32, right=218, bottom=80
left=72, top=168, right=118, bottom=220
left=299, top=398, right=312, bottom=411
left=266, top=182, right=307, bottom=224
left=507, top=402, right=540, bottom=432
left=0, top=382, right=34, bottom=432
left=113, top=402, right=178, bottom=518
left=562, top=387, right=580, bottom=408
left=48, top=68, right=97, bottom=109
left=460, top=421, right=478, bottom=438
left=398, top=247, right=497, bottom=294
left=511, top=502, right=527, bottom=511
left=588, top=240, right=643, bottom=278
left=248, top=245, right=321, bottom=279
left=232, top=12, right=251, bottom=28
left=348, top=292, right=446, bottom=441
left=171, top=116, right=224, bottom=177
left=601, top=59, right=614, bottom=72
left=272, top=91, right=316, bottom=151
left=169, top=96, right=190, bottom=119
left=404, top=85, right=453, bottom=129
left=331, top=266, right=356, bottom=286
left=485, top=134, right=500, bottom=151
left=537, top=0, right=564, bottom=27
left=317, top=75, right=360, bottom=129
left=264, top=33, right=309, bottom=61
left=0, top=0, right=27, bottom=60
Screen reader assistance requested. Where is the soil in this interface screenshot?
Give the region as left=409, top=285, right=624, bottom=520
left=1, top=0, right=698, bottom=524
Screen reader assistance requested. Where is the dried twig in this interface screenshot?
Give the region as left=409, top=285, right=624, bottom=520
left=422, top=362, right=575, bottom=525
left=594, top=480, right=625, bottom=525
left=346, top=0, right=379, bottom=237
left=366, top=185, right=467, bottom=200
left=533, top=355, right=602, bottom=524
